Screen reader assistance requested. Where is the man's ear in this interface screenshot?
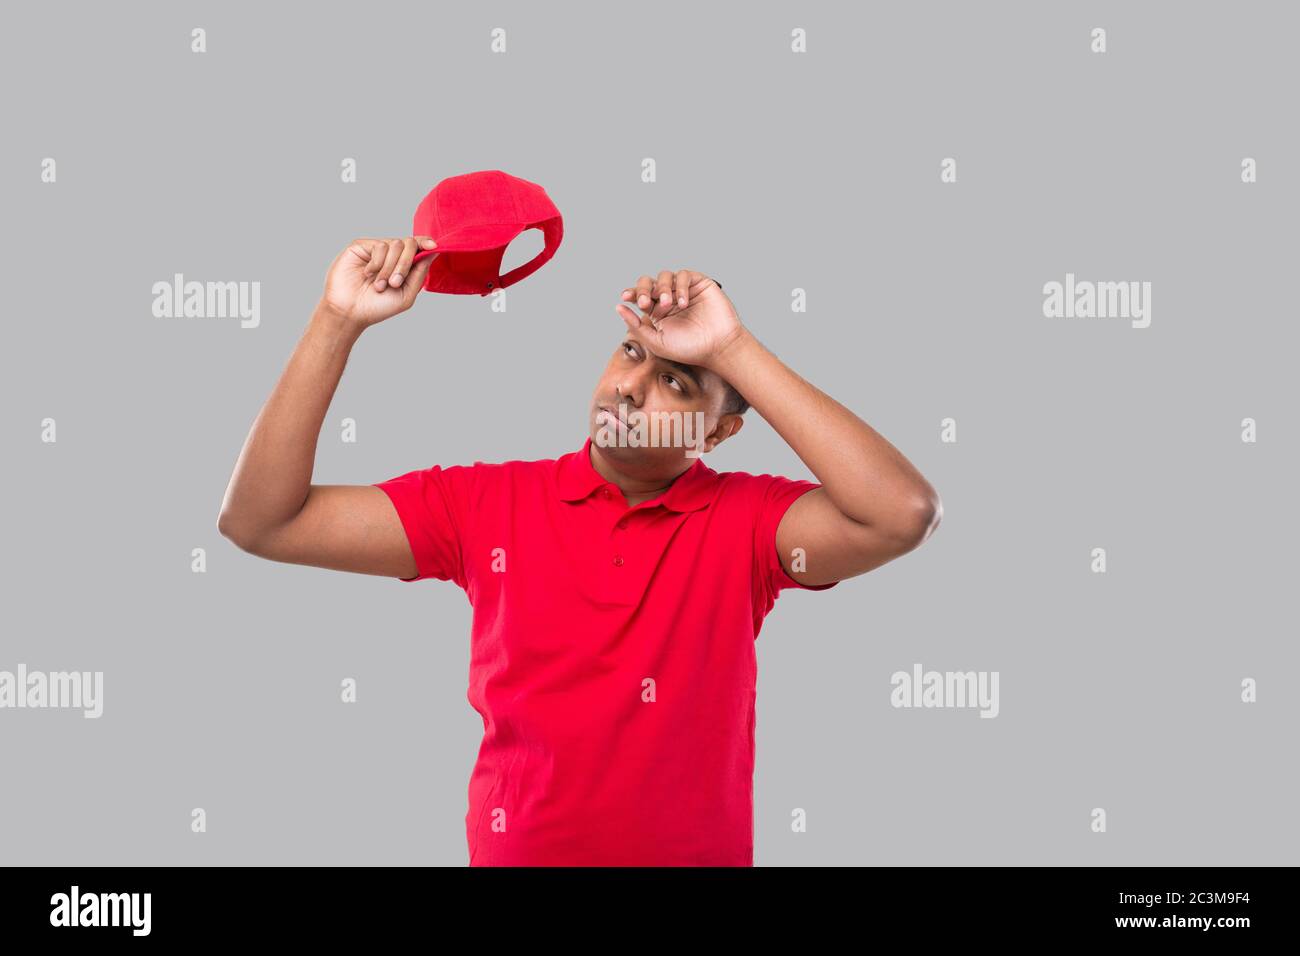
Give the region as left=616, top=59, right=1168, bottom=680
left=703, top=414, right=744, bottom=452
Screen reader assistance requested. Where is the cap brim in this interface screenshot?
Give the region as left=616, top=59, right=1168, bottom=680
left=410, top=221, right=527, bottom=264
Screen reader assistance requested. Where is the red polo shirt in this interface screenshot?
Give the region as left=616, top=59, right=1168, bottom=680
left=374, top=436, right=838, bottom=866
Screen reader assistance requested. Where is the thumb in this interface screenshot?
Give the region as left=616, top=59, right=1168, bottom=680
left=399, top=251, right=437, bottom=306
left=622, top=309, right=666, bottom=350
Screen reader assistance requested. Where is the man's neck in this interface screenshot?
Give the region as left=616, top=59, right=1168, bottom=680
left=588, top=443, right=687, bottom=506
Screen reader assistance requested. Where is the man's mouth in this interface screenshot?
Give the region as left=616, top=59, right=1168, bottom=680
left=597, top=404, right=630, bottom=428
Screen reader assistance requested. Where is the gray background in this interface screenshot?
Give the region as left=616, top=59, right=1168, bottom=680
left=2, top=0, right=1296, bottom=865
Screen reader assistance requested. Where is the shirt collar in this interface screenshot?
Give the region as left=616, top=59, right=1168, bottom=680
left=557, top=436, right=718, bottom=513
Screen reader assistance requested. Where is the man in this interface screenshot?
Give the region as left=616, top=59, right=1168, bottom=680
left=217, top=235, right=942, bottom=866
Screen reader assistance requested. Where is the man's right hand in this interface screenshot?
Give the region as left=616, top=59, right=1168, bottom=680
left=321, top=235, right=439, bottom=328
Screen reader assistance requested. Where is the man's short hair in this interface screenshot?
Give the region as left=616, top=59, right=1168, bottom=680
left=721, top=381, right=749, bottom=416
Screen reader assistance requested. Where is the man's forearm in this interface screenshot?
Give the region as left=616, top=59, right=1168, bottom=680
left=217, top=302, right=363, bottom=545
left=709, top=328, right=939, bottom=533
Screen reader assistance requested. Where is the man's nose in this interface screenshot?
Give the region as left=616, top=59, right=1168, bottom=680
left=615, top=373, right=650, bottom=406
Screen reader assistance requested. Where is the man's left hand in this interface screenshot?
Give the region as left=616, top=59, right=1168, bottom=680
left=615, top=269, right=747, bottom=368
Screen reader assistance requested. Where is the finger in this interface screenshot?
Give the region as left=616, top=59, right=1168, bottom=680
left=622, top=308, right=656, bottom=346
left=361, top=240, right=386, bottom=277
left=634, top=275, right=655, bottom=312
left=343, top=240, right=371, bottom=267
left=633, top=309, right=665, bottom=346
left=633, top=279, right=653, bottom=312
left=618, top=286, right=660, bottom=323
left=373, top=239, right=404, bottom=289
left=673, top=270, right=691, bottom=308
left=388, top=236, right=419, bottom=288
left=653, top=270, right=683, bottom=321
left=615, top=302, right=642, bottom=328
left=381, top=238, right=406, bottom=281
left=654, top=270, right=674, bottom=314
left=363, top=240, right=395, bottom=282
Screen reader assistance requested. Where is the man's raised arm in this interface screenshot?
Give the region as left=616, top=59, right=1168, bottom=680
left=616, top=270, right=942, bottom=588
left=216, top=235, right=439, bottom=579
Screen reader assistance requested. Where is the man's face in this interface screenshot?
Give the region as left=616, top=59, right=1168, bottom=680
left=589, top=336, right=742, bottom=477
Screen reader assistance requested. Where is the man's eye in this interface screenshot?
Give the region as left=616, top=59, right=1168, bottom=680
left=622, top=343, right=637, bottom=356
left=664, top=375, right=683, bottom=392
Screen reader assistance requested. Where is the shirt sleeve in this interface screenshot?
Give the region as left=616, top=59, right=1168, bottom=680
left=372, top=463, right=480, bottom=588
left=753, top=473, right=840, bottom=609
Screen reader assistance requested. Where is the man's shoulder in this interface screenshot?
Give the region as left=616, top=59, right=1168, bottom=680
left=711, top=466, right=796, bottom=491
left=709, top=465, right=821, bottom=510
left=439, top=450, right=566, bottom=487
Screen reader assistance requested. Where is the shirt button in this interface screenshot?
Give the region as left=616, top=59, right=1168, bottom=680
left=601, top=488, right=610, bottom=498
left=612, top=555, right=624, bottom=567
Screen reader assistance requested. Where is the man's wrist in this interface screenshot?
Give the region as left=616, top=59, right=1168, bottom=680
left=706, top=324, right=761, bottom=377
left=311, top=300, right=363, bottom=341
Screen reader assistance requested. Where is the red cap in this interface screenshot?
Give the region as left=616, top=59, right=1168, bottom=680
left=408, top=169, right=563, bottom=296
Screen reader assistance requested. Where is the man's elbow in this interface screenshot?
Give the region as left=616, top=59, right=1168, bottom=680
left=217, top=509, right=263, bottom=554
left=897, top=494, right=942, bottom=549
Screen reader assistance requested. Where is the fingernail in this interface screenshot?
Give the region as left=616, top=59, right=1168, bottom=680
left=391, top=273, right=403, bottom=285
left=678, top=296, right=687, bottom=306
left=375, top=279, right=387, bottom=290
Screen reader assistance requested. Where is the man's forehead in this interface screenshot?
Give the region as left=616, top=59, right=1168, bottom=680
left=620, top=331, right=713, bottom=386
